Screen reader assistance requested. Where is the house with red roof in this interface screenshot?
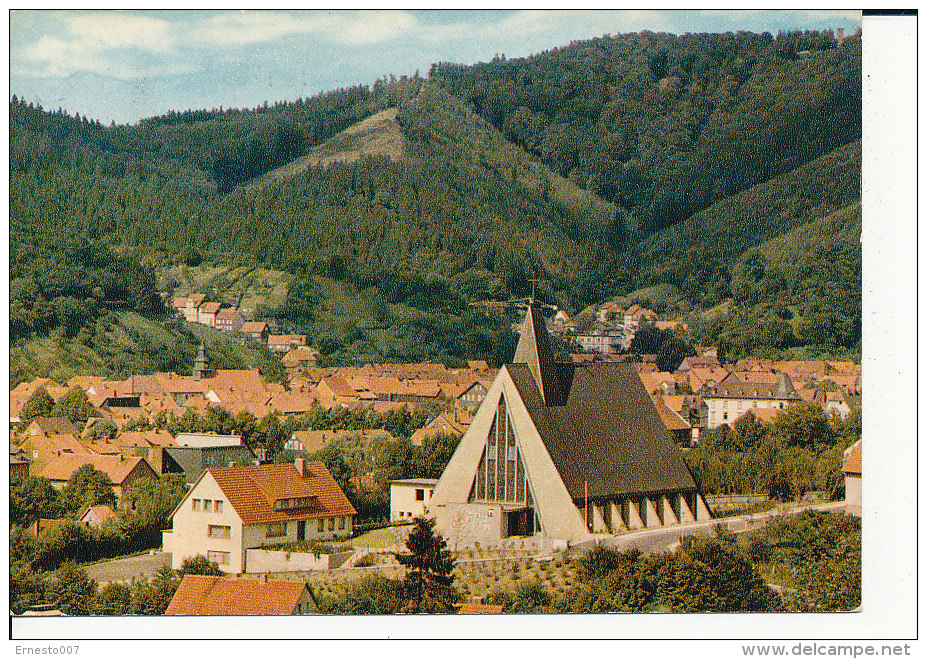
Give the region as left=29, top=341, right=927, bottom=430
left=164, top=458, right=356, bottom=573
left=843, top=440, right=861, bottom=517
left=197, top=301, right=223, bottom=327
left=78, top=504, right=117, bottom=527
left=165, top=574, right=319, bottom=615
left=215, top=307, right=244, bottom=333
left=41, top=454, right=158, bottom=499
left=183, top=294, right=208, bottom=323
left=240, top=321, right=270, bottom=343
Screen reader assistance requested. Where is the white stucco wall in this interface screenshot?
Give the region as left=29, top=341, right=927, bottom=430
left=390, top=483, right=435, bottom=521
left=169, top=472, right=245, bottom=573
left=169, top=472, right=354, bottom=574
left=845, top=474, right=861, bottom=516
left=704, top=397, right=792, bottom=428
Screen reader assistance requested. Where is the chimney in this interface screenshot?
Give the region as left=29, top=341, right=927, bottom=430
left=836, top=27, right=844, bottom=47
left=295, top=457, right=307, bottom=476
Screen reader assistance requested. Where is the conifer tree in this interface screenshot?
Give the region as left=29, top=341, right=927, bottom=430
left=395, top=516, right=456, bottom=613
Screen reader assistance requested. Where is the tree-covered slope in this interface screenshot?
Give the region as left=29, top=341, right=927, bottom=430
left=633, top=140, right=861, bottom=307
left=9, top=29, right=862, bottom=371
left=432, top=29, right=861, bottom=237
left=10, top=311, right=282, bottom=388
left=691, top=201, right=861, bottom=360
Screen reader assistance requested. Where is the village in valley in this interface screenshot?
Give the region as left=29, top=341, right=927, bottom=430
left=10, top=293, right=862, bottom=615
left=9, top=10, right=869, bottom=625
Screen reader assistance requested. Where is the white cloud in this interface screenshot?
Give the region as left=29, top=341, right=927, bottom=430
left=18, top=11, right=188, bottom=80
left=192, top=10, right=419, bottom=47
left=67, top=13, right=176, bottom=53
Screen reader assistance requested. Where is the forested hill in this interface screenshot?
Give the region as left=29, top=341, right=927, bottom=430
left=431, top=29, right=861, bottom=237
left=10, top=28, right=862, bottom=379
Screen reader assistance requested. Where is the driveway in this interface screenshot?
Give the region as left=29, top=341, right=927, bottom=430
left=84, top=551, right=172, bottom=585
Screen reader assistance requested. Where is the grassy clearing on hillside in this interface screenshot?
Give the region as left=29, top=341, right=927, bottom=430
left=247, top=108, right=404, bottom=188
left=161, top=264, right=292, bottom=311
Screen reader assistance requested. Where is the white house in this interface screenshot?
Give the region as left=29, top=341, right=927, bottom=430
left=163, top=458, right=356, bottom=574
left=701, top=372, right=802, bottom=429
left=390, top=478, right=439, bottom=521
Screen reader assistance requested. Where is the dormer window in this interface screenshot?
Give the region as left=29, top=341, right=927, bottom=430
left=274, top=496, right=314, bottom=511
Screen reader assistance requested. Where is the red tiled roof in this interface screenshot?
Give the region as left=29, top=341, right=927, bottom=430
left=240, top=321, right=269, bottom=333
left=271, top=391, right=318, bottom=415
left=215, top=308, right=241, bottom=320
left=81, top=504, right=117, bottom=524
left=203, top=369, right=267, bottom=395
left=651, top=396, right=690, bottom=431
left=41, top=454, right=154, bottom=485
left=117, top=430, right=176, bottom=448
left=28, top=417, right=80, bottom=438
left=165, top=575, right=311, bottom=615
left=456, top=602, right=504, bottom=614
left=206, top=461, right=356, bottom=525
left=843, top=442, right=861, bottom=475
left=199, top=302, right=222, bottom=314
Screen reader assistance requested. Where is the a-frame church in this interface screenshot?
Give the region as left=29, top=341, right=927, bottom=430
left=429, top=304, right=711, bottom=548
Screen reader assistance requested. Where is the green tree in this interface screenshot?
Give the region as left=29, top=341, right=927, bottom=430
left=394, top=516, right=457, bottom=613
left=130, top=565, right=180, bottom=615
left=772, top=402, right=836, bottom=450
left=310, top=442, right=357, bottom=502
left=94, top=582, right=133, bottom=615
left=179, top=555, right=223, bottom=576
left=47, top=562, right=97, bottom=615
left=51, top=385, right=95, bottom=425
left=329, top=574, right=406, bottom=614
left=11, top=476, right=63, bottom=526
left=62, top=464, right=116, bottom=514
left=20, top=386, right=55, bottom=425
left=119, top=474, right=187, bottom=549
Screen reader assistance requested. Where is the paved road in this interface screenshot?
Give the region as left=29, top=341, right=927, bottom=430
left=84, top=551, right=172, bottom=584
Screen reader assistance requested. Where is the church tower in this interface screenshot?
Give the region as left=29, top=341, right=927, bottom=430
left=193, top=343, right=209, bottom=382
left=512, top=304, right=563, bottom=405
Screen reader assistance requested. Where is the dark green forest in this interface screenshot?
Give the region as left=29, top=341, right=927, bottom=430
left=10, top=29, right=861, bottom=378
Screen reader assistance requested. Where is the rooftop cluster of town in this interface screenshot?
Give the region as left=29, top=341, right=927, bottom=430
left=9, top=302, right=862, bottom=615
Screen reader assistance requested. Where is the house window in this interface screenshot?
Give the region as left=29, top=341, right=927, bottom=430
left=208, top=525, right=231, bottom=538
left=318, top=518, right=325, bottom=532
left=267, top=521, right=287, bottom=537
left=207, top=551, right=230, bottom=565
left=192, top=499, right=201, bottom=511
left=415, top=489, right=425, bottom=501
left=338, top=517, right=346, bottom=530
left=215, top=500, right=223, bottom=512
left=328, top=518, right=335, bottom=531
left=204, top=500, right=213, bottom=511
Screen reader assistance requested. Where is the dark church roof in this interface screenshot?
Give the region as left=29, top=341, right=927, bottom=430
left=509, top=305, right=698, bottom=500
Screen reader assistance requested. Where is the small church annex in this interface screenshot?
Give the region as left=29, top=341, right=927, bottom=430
left=429, top=305, right=711, bottom=548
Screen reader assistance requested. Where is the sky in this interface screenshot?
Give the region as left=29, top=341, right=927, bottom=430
left=10, top=9, right=862, bottom=125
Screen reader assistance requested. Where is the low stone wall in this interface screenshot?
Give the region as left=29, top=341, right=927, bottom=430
left=245, top=548, right=355, bottom=573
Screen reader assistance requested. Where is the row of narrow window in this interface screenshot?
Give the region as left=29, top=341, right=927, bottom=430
left=193, top=498, right=223, bottom=512
left=469, top=396, right=532, bottom=507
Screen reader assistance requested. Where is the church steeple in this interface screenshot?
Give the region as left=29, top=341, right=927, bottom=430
left=512, top=304, right=562, bottom=405
left=194, top=343, right=209, bottom=381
